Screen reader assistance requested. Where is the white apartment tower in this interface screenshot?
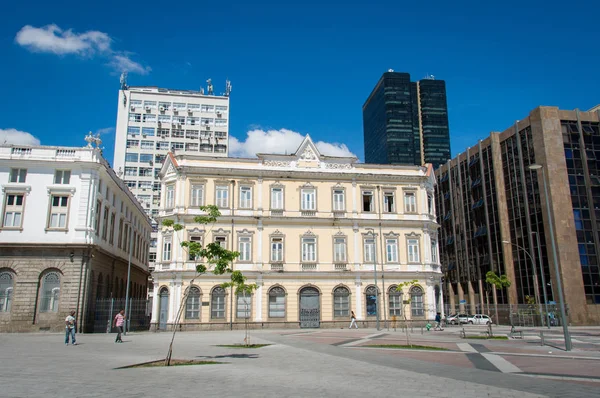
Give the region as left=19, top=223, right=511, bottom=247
left=113, top=78, right=231, bottom=271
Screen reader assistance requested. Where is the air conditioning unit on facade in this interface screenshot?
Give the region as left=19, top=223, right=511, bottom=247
left=145, top=106, right=151, bottom=111
left=172, top=107, right=178, bottom=112
left=130, top=105, right=135, bottom=111
left=188, top=108, right=192, bottom=113
left=159, top=106, right=165, bottom=111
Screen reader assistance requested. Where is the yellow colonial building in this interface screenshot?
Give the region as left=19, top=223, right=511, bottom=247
left=150, top=136, right=442, bottom=330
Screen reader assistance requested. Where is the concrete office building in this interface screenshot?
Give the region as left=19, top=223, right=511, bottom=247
left=151, top=136, right=442, bottom=330
left=0, top=139, right=151, bottom=332
left=113, top=78, right=231, bottom=277
left=363, top=70, right=451, bottom=169
left=435, top=106, right=600, bottom=325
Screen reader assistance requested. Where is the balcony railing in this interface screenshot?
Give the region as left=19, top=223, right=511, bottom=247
left=301, top=263, right=317, bottom=271
left=301, top=211, right=316, bottom=217
left=271, top=263, right=283, bottom=271
left=334, top=263, right=348, bottom=271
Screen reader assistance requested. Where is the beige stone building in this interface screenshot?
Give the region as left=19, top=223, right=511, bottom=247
left=150, top=136, right=441, bottom=330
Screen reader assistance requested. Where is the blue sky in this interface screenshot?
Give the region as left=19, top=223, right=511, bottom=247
left=1, top=0, right=599, bottom=165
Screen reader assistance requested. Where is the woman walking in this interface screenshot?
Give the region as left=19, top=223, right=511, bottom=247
left=349, top=310, right=358, bottom=329
left=114, top=309, right=125, bottom=343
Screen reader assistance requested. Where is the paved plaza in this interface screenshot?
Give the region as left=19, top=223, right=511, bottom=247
left=0, top=326, right=599, bottom=397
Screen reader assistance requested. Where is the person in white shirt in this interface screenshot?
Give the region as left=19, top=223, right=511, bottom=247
left=349, top=311, right=358, bottom=329
left=65, top=311, right=77, bottom=346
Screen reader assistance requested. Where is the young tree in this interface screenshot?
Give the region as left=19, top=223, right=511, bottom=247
left=396, top=279, right=419, bottom=347
left=162, top=205, right=245, bottom=366
left=485, top=271, right=511, bottom=325
left=222, top=273, right=257, bottom=347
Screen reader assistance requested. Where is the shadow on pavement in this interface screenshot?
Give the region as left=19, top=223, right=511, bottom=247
left=196, top=353, right=259, bottom=359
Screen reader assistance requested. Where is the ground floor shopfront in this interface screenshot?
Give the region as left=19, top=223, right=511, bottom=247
left=149, top=271, right=443, bottom=331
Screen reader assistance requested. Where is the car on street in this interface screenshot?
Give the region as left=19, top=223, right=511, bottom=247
left=467, top=314, right=493, bottom=325
left=446, top=313, right=470, bottom=325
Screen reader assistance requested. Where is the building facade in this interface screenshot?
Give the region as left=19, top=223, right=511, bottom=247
left=435, top=106, right=600, bottom=325
left=113, top=81, right=231, bottom=274
left=150, top=136, right=442, bottom=330
left=0, top=141, right=151, bottom=332
left=363, top=70, right=451, bottom=169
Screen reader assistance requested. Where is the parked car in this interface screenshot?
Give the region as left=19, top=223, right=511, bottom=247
left=468, top=314, right=493, bottom=325
left=446, top=313, right=471, bottom=325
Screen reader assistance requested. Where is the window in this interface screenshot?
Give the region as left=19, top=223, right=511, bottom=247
left=404, top=192, right=416, bottom=213
left=54, top=170, right=71, bottom=185
left=365, top=285, right=378, bottom=316
left=139, top=141, right=154, bottom=150
left=130, top=99, right=142, bottom=107
left=129, top=113, right=141, bottom=123
left=187, top=117, right=199, bottom=126
left=185, top=287, right=201, bottom=319
left=239, top=186, right=252, bottom=209
left=408, top=239, right=420, bottom=263
left=143, top=100, right=157, bottom=108
left=201, top=104, right=214, bottom=113
left=188, top=236, right=202, bottom=261
left=411, top=287, right=424, bottom=316
left=39, top=272, right=60, bottom=312
left=363, top=237, right=376, bottom=263
left=215, top=119, right=227, bottom=127
left=166, top=185, right=174, bottom=209
left=362, top=190, right=374, bottom=212
left=333, top=237, right=347, bottom=262
left=141, top=127, right=155, bottom=136
left=117, top=219, right=124, bottom=249
left=3, top=194, right=24, bottom=228
left=126, top=139, right=139, bottom=148
left=211, top=286, right=226, bottom=319
left=216, top=185, right=229, bottom=208
left=127, top=126, right=140, bottom=135
left=389, top=286, right=402, bottom=316
left=143, top=114, right=156, bottom=123
left=173, top=116, right=186, bottom=124
left=9, top=168, right=27, bottom=183
left=101, top=206, right=109, bottom=239
left=158, top=101, right=171, bottom=111
left=271, top=187, right=283, bottom=210
left=124, top=167, right=137, bottom=176
left=163, top=237, right=172, bottom=261
left=172, top=130, right=185, bottom=138
left=215, top=105, right=228, bottom=112
left=0, top=272, right=14, bottom=312
left=302, top=237, right=317, bottom=262
left=236, top=293, right=252, bottom=319
left=187, top=103, right=200, bottom=110
left=48, top=196, right=69, bottom=229
left=186, top=130, right=199, bottom=139
left=301, top=188, right=316, bottom=210
left=333, top=286, right=350, bottom=317
left=109, top=213, right=115, bottom=245
left=125, top=153, right=139, bottom=162
left=157, top=141, right=170, bottom=150
left=201, top=117, right=214, bottom=126
left=333, top=189, right=345, bottom=211
left=271, top=237, right=283, bottom=262
left=427, top=194, right=433, bottom=214
left=383, top=192, right=395, bottom=212
left=386, top=239, right=398, bottom=262
left=431, top=240, right=438, bottom=263
left=190, top=185, right=204, bottom=207
left=268, top=286, right=285, bottom=318
left=139, top=154, right=153, bottom=163
left=215, top=236, right=227, bottom=250
left=238, top=236, right=251, bottom=262
left=173, top=102, right=186, bottom=110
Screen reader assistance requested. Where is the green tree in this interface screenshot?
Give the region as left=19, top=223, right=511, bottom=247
left=485, top=271, right=511, bottom=325
left=162, top=205, right=250, bottom=365
left=396, top=279, right=419, bottom=347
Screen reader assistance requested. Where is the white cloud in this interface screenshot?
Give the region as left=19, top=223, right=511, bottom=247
left=0, top=128, right=41, bottom=146
left=229, top=128, right=356, bottom=158
left=96, top=127, right=115, bottom=136
left=15, top=24, right=149, bottom=75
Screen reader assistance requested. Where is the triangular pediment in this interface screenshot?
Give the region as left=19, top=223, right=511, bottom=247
left=159, top=152, right=179, bottom=178
left=293, top=135, right=321, bottom=162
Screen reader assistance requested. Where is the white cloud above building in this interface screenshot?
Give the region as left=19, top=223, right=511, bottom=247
left=0, top=128, right=41, bottom=146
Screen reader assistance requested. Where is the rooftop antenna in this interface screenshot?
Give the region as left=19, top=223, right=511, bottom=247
left=206, top=79, right=214, bottom=95
left=225, top=79, right=232, bottom=96
left=120, top=71, right=128, bottom=90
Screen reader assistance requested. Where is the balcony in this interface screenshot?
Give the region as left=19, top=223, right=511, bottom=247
left=271, top=263, right=283, bottom=271
left=334, top=263, right=348, bottom=271
left=332, top=211, right=346, bottom=218
left=270, top=209, right=283, bottom=217
left=301, top=263, right=317, bottom=271
left=301, top=211, right=316, bottom=217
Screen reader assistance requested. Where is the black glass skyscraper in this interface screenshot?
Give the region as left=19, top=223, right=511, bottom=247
left=363, top=71, right=451, bottom=168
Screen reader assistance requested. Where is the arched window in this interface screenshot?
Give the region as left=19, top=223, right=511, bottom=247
left=236, top=292, right=252, bottom=319
left=411, top=286, right=424, bottom=317
left=333, top=286, right=350, bottom=317
left=0, top=271, right=14, bottom=312
left=388, top=285, right=402, bottom=317
left=365, top=285, right=379, bottom=316
left=186, top=287, right=201, bottom=319
left=268, top=286, right=285, bottom=318
left=40, top=272, right=61, bottom=312
left=211, top=286, right=226, bottom=319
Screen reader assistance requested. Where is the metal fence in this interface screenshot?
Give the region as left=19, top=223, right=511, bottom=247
left=443, top=303, right=570, bottom=327
left=93, top=298, right=151, bottom=333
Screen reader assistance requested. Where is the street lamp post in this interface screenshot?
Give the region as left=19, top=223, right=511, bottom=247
left=529, top=164, right=572, bottom=350
left=533, top=231, right=550, bottom=329
left=502, top=240, right=545, bottom=327
left=366, top=228, right=380, bottom=331
left=124, top=220, right=134, bottom=335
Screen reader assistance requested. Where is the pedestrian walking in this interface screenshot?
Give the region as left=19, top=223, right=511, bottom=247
left=114, top=309, right=125, bottom=343
left=434, top=312, right=443, bottom=331
left=65, top=311, right=77, bottom=345
left=349, top=310, right=358, bottom=329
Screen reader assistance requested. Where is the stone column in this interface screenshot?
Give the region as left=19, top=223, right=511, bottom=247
left=150, top=281, right=159, bottom=324
left=255, top=276, right=263, bottom=321
left=355, top=276, right=362, bottom=319
left=467, top=281, right=476, bottom=313
left=457, top=283, right=465, bottom=313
